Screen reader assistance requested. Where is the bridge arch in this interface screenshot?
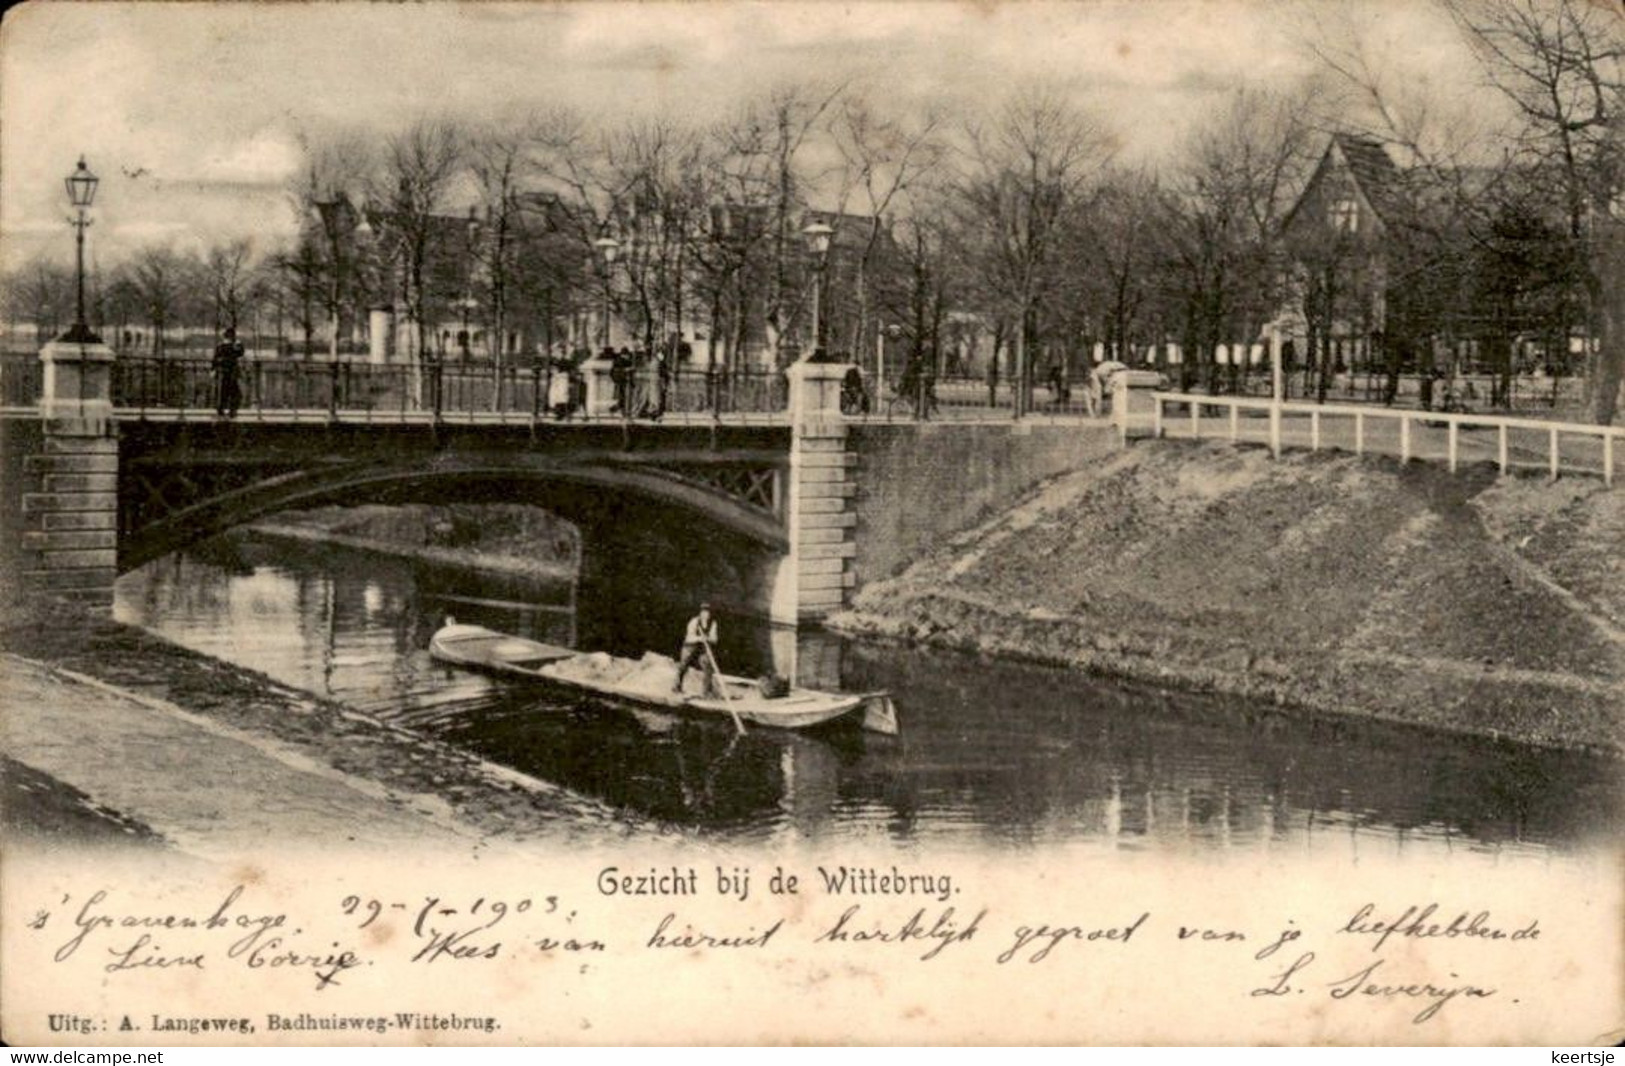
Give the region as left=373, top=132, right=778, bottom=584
left=119, top=457, right=788, bottom=574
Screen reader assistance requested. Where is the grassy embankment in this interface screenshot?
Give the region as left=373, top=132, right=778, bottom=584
left=831, top=440, right=1625, bottom=754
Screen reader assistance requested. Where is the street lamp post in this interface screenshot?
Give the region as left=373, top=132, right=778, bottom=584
left=62, top=157, right=100, bottom=343
left=594, top=237, right=620, bottom=348
left=802, top=221, right=833, bottom=359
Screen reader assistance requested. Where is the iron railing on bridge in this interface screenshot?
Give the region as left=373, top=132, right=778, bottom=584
left=0, top=352, right=1123, bottom=424
left=1, top=353, right=42, bottom=407
left=71, top=356, right=791, bottom=423
left=2, top=352, right=1095, bottom=424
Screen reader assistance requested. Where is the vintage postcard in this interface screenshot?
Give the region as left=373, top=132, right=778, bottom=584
left=1, top=0, right=1621, bottom=1046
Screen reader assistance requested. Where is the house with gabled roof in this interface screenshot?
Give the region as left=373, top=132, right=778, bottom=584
left=1272, top=134, right=1406, bottom=389
left=1272, top=133, right=1585, bottom=400
left=1283, top=133, right=1407, bottom=244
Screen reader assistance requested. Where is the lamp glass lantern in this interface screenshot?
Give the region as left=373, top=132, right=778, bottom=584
left=801, top=221, right=833, bottom=256
left=65, top=156, right=99, bottom=209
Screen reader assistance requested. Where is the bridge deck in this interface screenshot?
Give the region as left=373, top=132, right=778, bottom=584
left=0, top=406, right=797, bottom=426
left=0, top=406, right=1117, bottom=428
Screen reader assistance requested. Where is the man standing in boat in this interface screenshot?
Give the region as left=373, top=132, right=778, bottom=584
left=672, top=602, right=721, bottom=698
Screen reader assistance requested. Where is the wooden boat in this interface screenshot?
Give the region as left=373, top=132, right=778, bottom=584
left=429, top=622, right=899, bottom=736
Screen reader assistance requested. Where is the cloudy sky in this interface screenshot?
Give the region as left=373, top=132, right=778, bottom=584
left=0, top=1, right=1482, bottom=271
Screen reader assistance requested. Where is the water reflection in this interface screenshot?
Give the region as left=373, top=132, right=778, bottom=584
left=115, top=533, right=1622, bottom=855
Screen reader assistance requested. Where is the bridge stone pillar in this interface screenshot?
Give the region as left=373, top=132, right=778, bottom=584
left=23, top=340, right=121, bottom=609
left=39, top=338, right=115, bottom=424
left=775, top=361, right=857, bottom=624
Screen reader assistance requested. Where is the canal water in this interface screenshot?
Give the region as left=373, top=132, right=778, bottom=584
left=114, top=533, right=1621, bottom=856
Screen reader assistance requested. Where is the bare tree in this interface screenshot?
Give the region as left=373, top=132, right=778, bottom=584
left=1444, top=0, right=1625, bottom=423
left=204, top=238, right=256, bottom=335
left=527, top=107, right=628, bottom=351
left=1075, top=169, right=1173, bottom=375
left=127, top=247, right=189, bottom=359
left=273, top=239, right=325, bottom=359
left=532, top=108, right=759, bottom=368
left=101, top=268, right=143, bottom=352
left=710, top=82, right=847, bottom=365
left=291, top=131, right=375, bottom=361
left=955, top=84, right=1116, bottom=414
left=1166, top=85, right=1325, bottom=393
left=376, top=119, right=465, bottom=369
left=888, top=183, right=963, bottom=400
left=2, top=257, right=73, bottom=346
left=694, top=122, right=772, bottom=371
left=508, top=191, right=594, bottom=364
left=682, top=137, right=750, bottom=375
left=603, top=118, right=708, bottom=358
left=467, top=118, right=540, bottom=386
left=829, top=97, right=945, bottom=359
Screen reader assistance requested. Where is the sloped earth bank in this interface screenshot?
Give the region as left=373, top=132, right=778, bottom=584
left=0, top=607, right=646, bottom=848
left=831, top=440, right=1625, bottom=755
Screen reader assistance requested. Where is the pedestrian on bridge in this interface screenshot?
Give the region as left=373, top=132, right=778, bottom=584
left=213, top=327, right=244, bottom=418
left=654, top=346, right=672, bottom=418
left=548, top=355, right=574, bottom=419
left=1047, top=362, right=1070, bottom=408
left=611, top=346, right=635, bottom=415
left=636, top=348, right=666, bottom=421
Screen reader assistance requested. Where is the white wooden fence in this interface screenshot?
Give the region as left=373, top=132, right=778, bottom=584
left=1149, top=392, right=1620, bottom=486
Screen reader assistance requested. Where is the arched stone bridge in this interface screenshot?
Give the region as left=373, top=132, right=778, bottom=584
left=114, top=422, right=791, bottom=572
left=4, top=343, right=1113, bottom=623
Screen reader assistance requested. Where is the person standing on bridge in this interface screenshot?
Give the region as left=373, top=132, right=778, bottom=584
left=213, top=327, right=244, bottom=418
left=1047, top=361, right=1070, bottom=408
left=611, top=346, right=636, bottom=415
left=672, top=602, right=721, bottom=698
left=548, top=350, right=574, bottom=419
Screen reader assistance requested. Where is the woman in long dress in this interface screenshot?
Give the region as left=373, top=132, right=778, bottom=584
left=548, top=357, right=574, bottom=419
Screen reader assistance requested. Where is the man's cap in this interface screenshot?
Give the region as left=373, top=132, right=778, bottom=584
left=699, top=602, right=711, bottom=610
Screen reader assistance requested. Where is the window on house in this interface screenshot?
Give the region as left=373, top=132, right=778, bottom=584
left=1329, top=197, right=1359, bottom=234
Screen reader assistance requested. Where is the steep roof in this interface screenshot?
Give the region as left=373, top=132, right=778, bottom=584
left=1331, top=133, right=1405, bottom=226
left=1281, top=133, right=1407, bottom=239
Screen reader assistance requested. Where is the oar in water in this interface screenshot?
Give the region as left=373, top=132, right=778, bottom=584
left=702, top=640, right=746, bottom=736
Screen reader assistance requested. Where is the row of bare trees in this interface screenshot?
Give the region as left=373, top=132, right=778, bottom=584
left=273, top=86, right=948, bottom=380
left=3, top=0, right=1619, bottom=420
left=1, top=238, right=277, bottom=357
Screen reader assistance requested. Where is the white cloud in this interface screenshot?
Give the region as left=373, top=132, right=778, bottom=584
left=195, top=129, right=302, bottom=186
